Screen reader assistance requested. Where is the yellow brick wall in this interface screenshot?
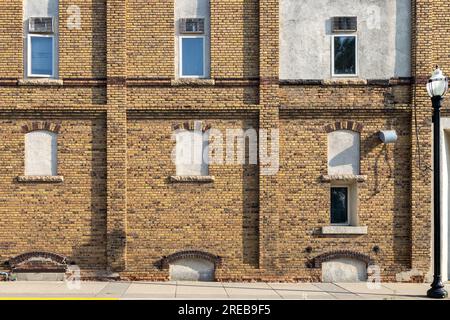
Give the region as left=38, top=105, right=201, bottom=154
left=0, top=116, right=107, bottom=271
left=0, top=1, right=22, bottom=78
left=125, top=116, right=260, bottom=279
left=278, top=114, right=412, bottom=281
left=0, top=0, right=445, bottom=282
left=210, top=0, right=259, bottom=78
left=127, top=0, right=174, bottom=78
left=59, top=0, right=107, bottom=79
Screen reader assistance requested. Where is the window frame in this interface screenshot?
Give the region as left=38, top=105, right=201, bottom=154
left=179, top=35, right=206, bottom=79
left=330, top=185, right=350, bottom=226
left=27, top=34, right=55, bottom=78
left=331, top=34, right=358, bottom=77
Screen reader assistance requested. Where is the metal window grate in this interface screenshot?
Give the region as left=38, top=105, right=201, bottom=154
left=332, top=16, right=357, bottom=32
left=29, top=17, right=54, bottom=33
left=179, top=18, right=205, bottom=34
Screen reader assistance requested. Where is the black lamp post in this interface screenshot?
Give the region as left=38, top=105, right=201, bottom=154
left=426, top=66, right=449, bottom=299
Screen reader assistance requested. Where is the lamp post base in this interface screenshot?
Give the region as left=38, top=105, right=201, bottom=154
left=427, top=276, right=448, bottom=299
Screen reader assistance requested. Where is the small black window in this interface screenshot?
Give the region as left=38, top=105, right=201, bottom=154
left=331, top=187, right=348, bottom=224
left=333, top=36, right=356, bottom=75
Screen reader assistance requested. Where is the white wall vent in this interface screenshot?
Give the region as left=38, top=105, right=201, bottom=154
left=29, top=17, right=54, bottom=34
left=332, top=16, right=357, bottom=32
left=179, top=18, right=205, bottom=34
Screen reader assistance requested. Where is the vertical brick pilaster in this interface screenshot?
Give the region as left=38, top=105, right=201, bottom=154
left=410, top=0, right=450, bottom=277
left=258, top=0, right=280, bottom=272
left=410, top=0, right=433, bottom=274
left=106, top=0, right=127, bottom=272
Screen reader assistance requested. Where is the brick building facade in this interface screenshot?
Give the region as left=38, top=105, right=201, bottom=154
left=0, top=0, right=448, bottom=282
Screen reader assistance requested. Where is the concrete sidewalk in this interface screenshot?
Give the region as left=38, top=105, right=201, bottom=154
left=0, top=281, right=449, bottom=300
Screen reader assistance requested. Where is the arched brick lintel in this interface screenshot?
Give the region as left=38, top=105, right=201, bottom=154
left=21, top=121, right=61, bottom=134
left=7, top=251, right=67, bottom=268
left=324, top=121, right=364, bottom=133
left=312, top=250, right=373, bottom=268
left=158, top=250, right=222, bottom=270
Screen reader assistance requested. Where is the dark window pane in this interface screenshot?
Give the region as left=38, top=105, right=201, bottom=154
left=331, top=187, right=348, bottom=224
left=334, top=36, right=356, bottom=75
left=182, top=37, right=204, bottom=76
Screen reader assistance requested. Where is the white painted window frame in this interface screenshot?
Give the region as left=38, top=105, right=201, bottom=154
left=27, top=34, right=55, bottom=78
left=179, top=35, right=206, bottom=78
left=330, top=184, right=350, bottom=226
left=331, top=34, right=358, bottom=77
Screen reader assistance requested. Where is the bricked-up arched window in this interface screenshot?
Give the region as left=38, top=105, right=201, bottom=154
left=175, top=130, right=209, bottom=176
left=327, top=130, right=360, bottom=175
left=25, top=130, right=58, bottom=176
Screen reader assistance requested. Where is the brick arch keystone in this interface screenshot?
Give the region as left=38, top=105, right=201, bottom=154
left=157, top=250, right=222, bottom=270
left=312, top=250, right=373, bottom=268
left=172, top=121, right=211, bottom=132
left=324, top=121, right=364, bottom=133
left=21, top=121, right=61, bottom=134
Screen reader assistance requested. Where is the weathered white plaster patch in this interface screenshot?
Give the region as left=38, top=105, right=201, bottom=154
left=280, top=0, right=411, bottom=79
left=322, top=258, right=367, bottom=282
left=169, top=258, right=215, bottom=281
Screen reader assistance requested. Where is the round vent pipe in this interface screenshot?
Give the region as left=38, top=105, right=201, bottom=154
left=378, top=130, right=398, bottom=144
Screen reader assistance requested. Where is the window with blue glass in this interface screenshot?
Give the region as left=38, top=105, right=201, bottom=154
left=28, top=35, right=54, bottom=77
left=180, top=36, right=205, bottom=77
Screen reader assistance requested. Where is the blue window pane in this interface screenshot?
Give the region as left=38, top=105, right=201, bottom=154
left=182, top=38, right=204, bottom=76
left=31, top=37, right=53, bottom=76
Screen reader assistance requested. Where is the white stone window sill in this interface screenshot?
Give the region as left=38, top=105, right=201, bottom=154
left=169, top=175, right=215, bottom=183
left=171, top=79, right=215, bottom=86
left=320, top=174, right=367, bottom=183
left=18, top=79, right=63, bottom=86
left=16, top=176, right=64, bottom=183
left=321, top=225, right=368, bottom=235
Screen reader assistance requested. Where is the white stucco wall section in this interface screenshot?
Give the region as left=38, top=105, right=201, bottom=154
left=174, top=0, right=210, bottom=78
left=280, top=0, right=411, bottom=79
left=23, top=0, right=59, bottom=79
left=24, top=0, right=58, bottom=17
left=25, top=130, right=58, bottom=176
left=327, top=130, right=360, bottom=175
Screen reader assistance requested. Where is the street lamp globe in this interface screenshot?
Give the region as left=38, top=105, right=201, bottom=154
left=427, top=66, right=449, bottom=98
